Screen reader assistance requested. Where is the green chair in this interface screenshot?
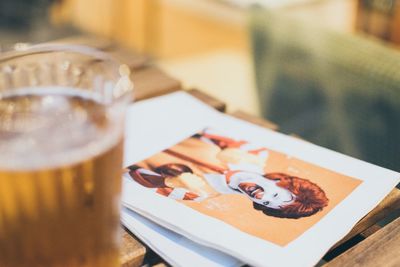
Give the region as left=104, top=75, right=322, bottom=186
left=250, top=7, right=400, bottom=172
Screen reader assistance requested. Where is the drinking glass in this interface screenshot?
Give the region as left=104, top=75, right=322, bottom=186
left=0, top=44, right=133, bottom=267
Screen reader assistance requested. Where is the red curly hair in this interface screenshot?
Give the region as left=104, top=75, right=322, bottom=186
left=253, top=173, right=329, bottom=219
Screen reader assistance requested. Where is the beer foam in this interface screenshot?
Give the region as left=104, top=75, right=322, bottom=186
left=0, top=86, right=124, bottom=171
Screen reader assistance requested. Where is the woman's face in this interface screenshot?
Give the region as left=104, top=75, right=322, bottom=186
left=233, top=172, right=294, bottom=209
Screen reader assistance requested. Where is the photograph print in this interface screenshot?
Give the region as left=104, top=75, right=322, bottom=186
left=125, top=128, right=362, bottom=246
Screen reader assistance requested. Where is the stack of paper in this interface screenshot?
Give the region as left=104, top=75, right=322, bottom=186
left=121, top=92, right=399, bottom=267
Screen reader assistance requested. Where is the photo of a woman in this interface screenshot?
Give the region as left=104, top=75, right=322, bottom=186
left=128, top=163, right=328, bottom=219
left=125, top=127, right=362, bottom=246
left=127, top=129, right=329, bottom=219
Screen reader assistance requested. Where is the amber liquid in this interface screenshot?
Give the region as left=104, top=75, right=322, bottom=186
left=0, top=88, right=123, bottom=267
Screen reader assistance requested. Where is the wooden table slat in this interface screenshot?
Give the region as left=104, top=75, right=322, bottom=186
left=187, top=89, right=226, bottom=112
left=230, top=110, right=278, bottom=131
left=331, top=187, right=400, bottom=250
left=120, top=229, right=146, bottom=267
left=133, top=66, right=182, bottom=101
left=326, top=217, right=400, bottom=267
left=107, top=47, right=149, bottom=70
left=360, top=224, right=382, bottom=239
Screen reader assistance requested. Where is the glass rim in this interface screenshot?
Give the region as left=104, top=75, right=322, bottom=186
left=0, top=43, right=134, bottom=105
left=0, top=43, right=118, bottom=63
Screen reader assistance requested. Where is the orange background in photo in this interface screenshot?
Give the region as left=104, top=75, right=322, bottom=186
left=138, top=137, right=362, bottom=246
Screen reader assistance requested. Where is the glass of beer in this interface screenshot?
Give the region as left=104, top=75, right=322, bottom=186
left=0, top=44, right=133, bottom=267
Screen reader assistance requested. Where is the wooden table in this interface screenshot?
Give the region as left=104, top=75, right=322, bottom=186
left=51, top=36, right=400, bottom=267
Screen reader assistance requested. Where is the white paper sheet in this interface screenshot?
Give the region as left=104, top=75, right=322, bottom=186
left=121, top=207, right=242, bottom=267
left=122, top=91, right=399, bottom=267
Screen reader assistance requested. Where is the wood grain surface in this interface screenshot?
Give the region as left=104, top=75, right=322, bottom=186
left=187, top=89, right=226, bottom=112
left=331, top=188, right=400, bottom=250
left=106, top=46, right=150, bottom=70
left=132, top=66, right=181, bottom=101
left=120, top=229, right=146, bottom=267
left=230, top=110, right=278, bottom=130
left=326, top=217, right=400, bottom=267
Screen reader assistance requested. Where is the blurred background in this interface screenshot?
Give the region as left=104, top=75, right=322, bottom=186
left=1, top=0, right=400, bottom=171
